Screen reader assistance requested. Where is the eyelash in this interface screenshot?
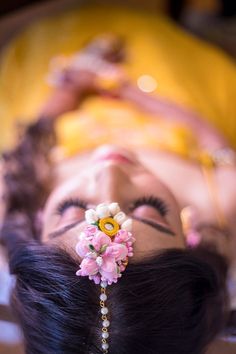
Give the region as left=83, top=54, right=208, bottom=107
left=129, top=195, right=168, bottom=216
left=56, top=195, right=168, bottom=217
left=56, top=198, right=87, bottom=215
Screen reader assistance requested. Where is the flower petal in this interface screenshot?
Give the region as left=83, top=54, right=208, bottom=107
left=101, top=256, right=117, bottom=273
left=85, top=209, right=98, bottom=224
left=114, top=212, right=127, bottom=225
left=108, top=202, right=120, bottom=216
left=106, top=244, right=128, bottom=261
left=115, top=229, right=130, bottom=243
left=91, top=274, right=101, bottom=284
left=121, top=218, right=132, bottom=232
left=96, top=205, right=110, bottom=218
left=92, top=231, right=111, bottom=251
left=100, top=269, right=119, bottom=284
left=85, top=225, right=98, bottom=236
left=75, top=239, right=90, bottom=257
left=79, top=258, right=99, bottom=276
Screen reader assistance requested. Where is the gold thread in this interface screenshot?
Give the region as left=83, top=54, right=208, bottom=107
left=102, top=315, right=107, bottom=320
left=102, top=328, right=108, bottom=332
left=122, top=259, right=128, bottom=267
left=102, top=339, right=107, bottom=344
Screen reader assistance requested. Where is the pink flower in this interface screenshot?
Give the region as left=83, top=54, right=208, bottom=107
left=76, top=258, right=99, bottom=276
left=75, top=237, right=90, bottom=258
left=105, top=244, right=128, bottom=261
left=100, top=269, right=120, bottom=284
left=76, top=231, right=124, bottom=283
left=114, top=230, right=131, bottom=243
left=92, top=232, right=111, bottom=251
left=77, top=253, right=119, bottom=284
left=101, top=256, right=117, bottom=273
left=84, top=225, right=98, bottom=236
left=90, top=274, right=101, bottom=284
left=100, top=255, right=120, bottom=283
left=75, top=231, right=111, bottom=258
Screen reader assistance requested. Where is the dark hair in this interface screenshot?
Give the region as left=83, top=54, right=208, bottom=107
left=0, top=119, right=229, bottom=354
left=7, top=242, right=228, bottom=354
left=1, top=118, right=55, bottom=251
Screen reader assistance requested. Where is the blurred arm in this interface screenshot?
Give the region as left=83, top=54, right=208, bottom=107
left=117, top=82, right=230, bottom=150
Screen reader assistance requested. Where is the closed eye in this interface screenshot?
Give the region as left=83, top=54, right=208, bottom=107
left=129, top=195, right=168, bottom=216
left=55, top=197, right=87, bottom=215
left=55, top=196, right=169, bottom=217
left=50, top=196, right=174, bottom=239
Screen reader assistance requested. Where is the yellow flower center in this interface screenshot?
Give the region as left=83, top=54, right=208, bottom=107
left=99, top=217, right=120, bottom=237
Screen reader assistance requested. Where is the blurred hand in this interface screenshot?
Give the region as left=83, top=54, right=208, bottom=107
left=47, top=53, right=128, bottom=94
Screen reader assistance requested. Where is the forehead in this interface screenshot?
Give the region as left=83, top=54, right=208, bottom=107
left=43, top=218, right=185, bottom=261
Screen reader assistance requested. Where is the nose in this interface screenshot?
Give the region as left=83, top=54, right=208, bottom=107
left=91, top=163, right=132, bottom=204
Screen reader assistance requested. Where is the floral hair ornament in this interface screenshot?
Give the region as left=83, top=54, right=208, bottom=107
left=75, top=202, right=135, bottom=353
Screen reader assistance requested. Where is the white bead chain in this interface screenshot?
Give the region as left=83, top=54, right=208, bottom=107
left=75, top=202, right=135, bottom=353
left=100, top=282, right=109, bottom=353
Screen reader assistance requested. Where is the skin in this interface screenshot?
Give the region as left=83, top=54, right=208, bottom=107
left=42, top=145, right=186, bottom=260
left=42, top=143, right=236, bottom=265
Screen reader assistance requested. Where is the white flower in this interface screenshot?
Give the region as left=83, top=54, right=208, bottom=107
left=96, top=204, right=110, bottom=218
left=114, top=212, right=127, bottom=225
left=121, top=218, right=132, bottom=232
left=85, top=203, right=133, bottom=235
left=108, top=202, right=120, bottom=216
left=85, top=209, right=98, bottom=224
left=96, top=203, right=108, bottom=210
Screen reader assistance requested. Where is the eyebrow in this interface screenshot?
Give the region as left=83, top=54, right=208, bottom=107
left=48, top=220, right=83, bottom=239
left=132, top=216, right=175, bottom=236
left=48, top=217, right=175, bottom=239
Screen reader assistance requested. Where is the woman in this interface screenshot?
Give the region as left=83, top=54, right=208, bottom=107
left=1, top=16, right=236, bottom=354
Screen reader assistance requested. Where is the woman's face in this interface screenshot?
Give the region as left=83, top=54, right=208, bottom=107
left=42, top=145, right=186, bottom=259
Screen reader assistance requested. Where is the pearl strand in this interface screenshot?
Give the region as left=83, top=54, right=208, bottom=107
left=100, top=281, right=109, bottom=353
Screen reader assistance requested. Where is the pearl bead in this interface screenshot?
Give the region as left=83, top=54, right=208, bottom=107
left=102, top=343, right=109, bottom=350
left=100, top=293, right=107, bottom=301
left=102, top=320, right=110, bottom=327
left=101, top=307, right=108, bottom=315
left=102, top=332, right=109, bottom=339
left=101, top=281, right=108, bottom=288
